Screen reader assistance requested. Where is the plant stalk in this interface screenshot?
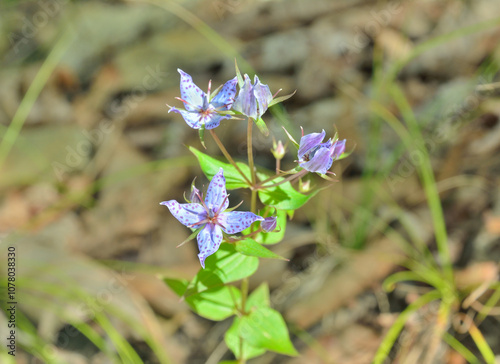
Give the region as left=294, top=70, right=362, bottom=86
left=209, top=129, right=252, bottom=186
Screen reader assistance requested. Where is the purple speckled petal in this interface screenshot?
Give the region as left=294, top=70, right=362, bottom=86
left=178, top=69, right=205, bottom=112
left=197, top=223, right=223, bottom=268
left=253, top=75, right=273, bottom=118
left=204, top=168, right=229, bottom=212
left=160, top=200, right=207, bottom=228
left=261, top=216, right=277, bottom=232
left=233, top=75, right=258, bottom=119
left=330, top=139, right=346, bottom=159
left=298, top=130, right=326, bottom=159
left=205, top=114, right=232, bottom=130
left=211, top=77, right=238, bottom=111
left=299, top=146, right=333, bottom=174
left=169, top=107, right=201, bottom=129
left=218, top=211, right=264, bottom=234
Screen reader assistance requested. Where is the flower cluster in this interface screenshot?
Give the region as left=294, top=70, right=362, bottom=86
left=164, top=68, right=348, bottom=268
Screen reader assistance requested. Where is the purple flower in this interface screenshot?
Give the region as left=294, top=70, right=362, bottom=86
left=160, top=168, right=264, bottom=268
left=261, top=216, right=277, bottom=232
left=232, top=74, right=273, bottom=119
left=298, top=130, right=346, bottom=174
left=168, top=69, right=237, bottom=130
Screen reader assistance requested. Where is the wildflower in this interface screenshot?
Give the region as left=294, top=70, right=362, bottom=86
left=232, top=74, right=273, bottom=119
left=261, top=216, right=277, bottom=232
left=160, top=168, right=264, bottom=268
left=297, top=130, right=346, bottom=174
left=168, top=69, right=237, bottom=130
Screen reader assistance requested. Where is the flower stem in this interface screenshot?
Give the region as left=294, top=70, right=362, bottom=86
left=209, top=129, right=252, bottom=187
left=247, top=118, right=258, bottom=214
left=257, top=169, right=308, bottom=189
left=247, top=118, right=256, bottom=186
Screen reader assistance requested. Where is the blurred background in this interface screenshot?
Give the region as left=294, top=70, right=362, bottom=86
left=1, top=0, right=500, bottom=363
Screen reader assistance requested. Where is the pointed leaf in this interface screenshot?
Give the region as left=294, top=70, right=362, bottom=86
left=163, top=278, right=188, bottom=296
left=235, top=239, right=288, bottom=261
left=268, top=90, right=296, bottom=107
left=281, top=126, right=300, bottom=149
left=225, top=317, right=267, bottom=360
left=254, top=117, right=269, bottom=136
left=189, top=146, right=251, bottom=189
left=199, top=125, right=206, bottom=149
left=235, top=59, right=245, bottom=88
left=245, top=283, right=270, bottom=311
left=184, top=244, right=258, bottom=298
left=238, top=307, right=298, bottom=356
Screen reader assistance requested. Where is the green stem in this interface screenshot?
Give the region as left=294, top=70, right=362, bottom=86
left=257, top=169, right=308, bottom=189
left=247, top=118, right=258, bottom=214
left=209, top=129, right=252, bottom=187
left=247, top=118, right=256, bottom=186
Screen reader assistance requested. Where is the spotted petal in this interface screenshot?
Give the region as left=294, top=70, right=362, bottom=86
left=168, top=107, right=201, bottom=129
left=299, top=146, right=333, bottom=174
left=205, top=168, right=229, bottom=212
left=298, top=130, right=326, bottom=159
left=197, top=223, right=223, bottom=268
left=160, top=200, right=207, bottom=228
left=178, top=69, right=205, bottom=112
left=253, top=75, right=273, bottom=118
left=218, top=211, right=264, bottom=234
left=211, top=77, right=237, bottom=111
left=201, top=113, right=232, bottom=130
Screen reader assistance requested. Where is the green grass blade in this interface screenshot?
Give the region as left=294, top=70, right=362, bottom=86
left=0, top=29, right=74, bottom=169
left=469, top=324, right=496, bottom=364
left=373, top=290, right=441, bottom=364
left=443, top=332, right=480, bottom=364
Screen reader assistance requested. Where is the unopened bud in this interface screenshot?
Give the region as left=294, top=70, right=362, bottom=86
left=299, top=179, right=311, bottom=193
left=261, top=216, right=277, bottom=232
left=271, top=140, right=286, bottom=160
left=189, top=180, right=202, bottom=203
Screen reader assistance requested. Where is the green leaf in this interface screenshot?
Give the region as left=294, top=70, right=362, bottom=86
left=225, top=317, right=267, bottom=360
left=238, top=307, right=298, bottom=356
left=184, top=244, right=258, bottom=298
left=163, top=278, right=241, bottom=321
left=186, top=285, right=241, bottom=321
left=254, top=209, right=287, bottom=245
left=163, top=278, right=188, bottom=296
left=235, top=239, right=288, bottom=261
left=219, top=361, right=239, bottom=364
left=189, top=146, right=251, bottom=189
left=268, top=90, right=296, bottom=107
left=254, top=117, right=269, bottom=136
left=198, top=126, right=206, bottom=149
left=258, top=178, right=318, bottom=210
left=235, top=59, right=245, bottom=88
left=245, top=283, right=270, bottom=311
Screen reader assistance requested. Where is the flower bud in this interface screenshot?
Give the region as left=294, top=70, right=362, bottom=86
left=189, top=182, right=202, bottom=203
left=261, top=216, right=277, bottom=232
left=299, top=179, right=311, bottom=193
left=271, top=140, right=286, bottom=160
